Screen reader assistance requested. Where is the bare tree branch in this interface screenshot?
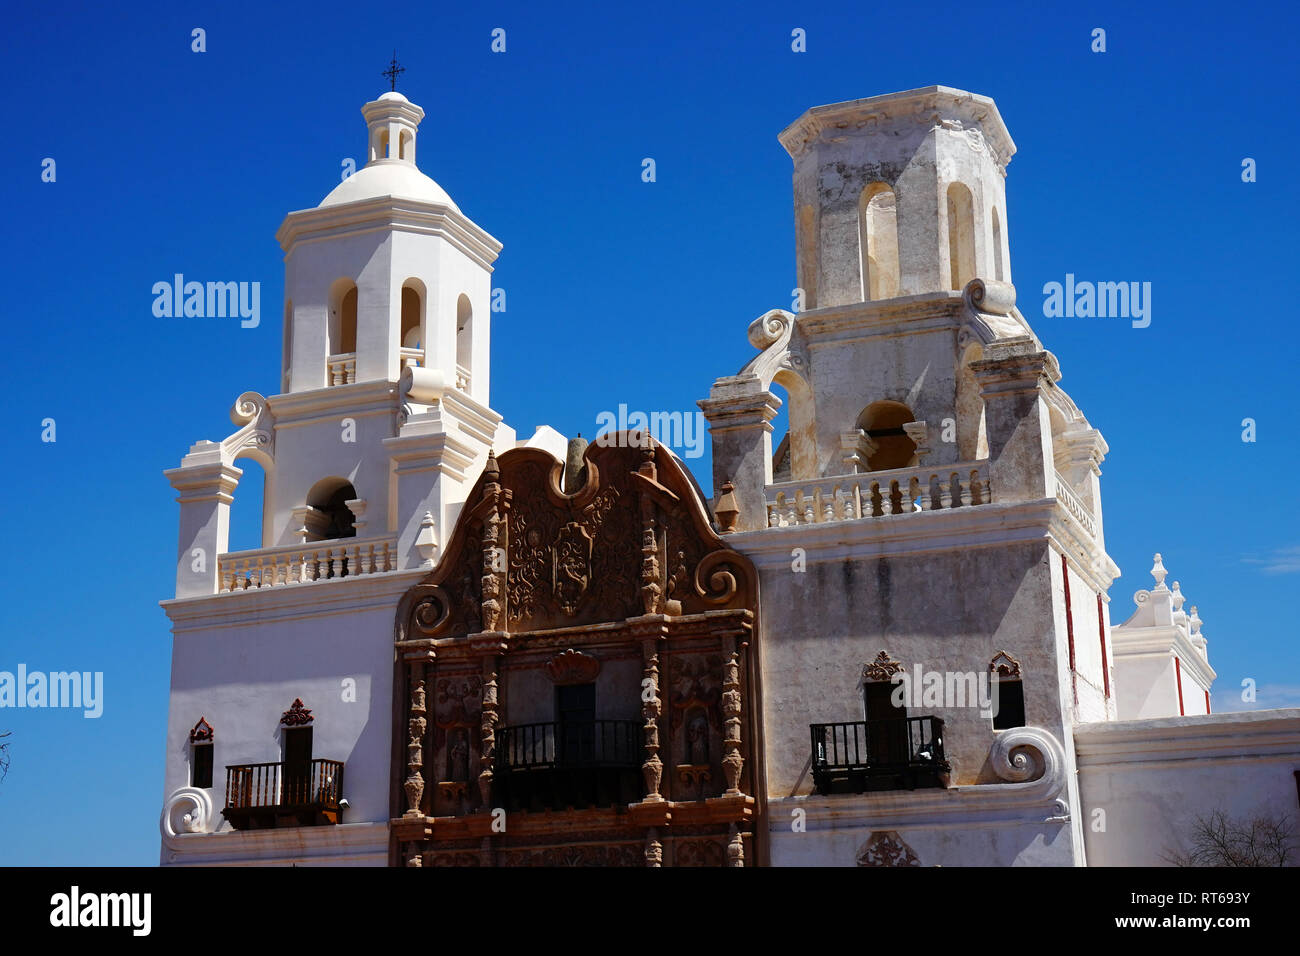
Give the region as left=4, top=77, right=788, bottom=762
left=1165, top=808, right=1297, bottom=867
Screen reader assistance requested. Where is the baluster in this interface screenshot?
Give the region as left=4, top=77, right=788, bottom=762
left=327, top=547, right=339, bottom=578
left=971, top=470, right=986, bottom=505
left=801, top=491, right=814, bottom=525
left=852, top=482, right=863, bottom=519
left=948, top=473, right=961, bottom=507
left=360, top=543, right=373, bottom=575
left=889, top=479, right=903, bottom=515
left=957, top=473, right=972, bottom=508
left=767, top=505, right=778, bottom=528
left=869, top=482, right=883, bottom=517
left=908, top=476, right=923, bottom=513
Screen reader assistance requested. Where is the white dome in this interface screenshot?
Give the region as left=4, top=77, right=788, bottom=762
left=319, top=161, right=459, bottom=211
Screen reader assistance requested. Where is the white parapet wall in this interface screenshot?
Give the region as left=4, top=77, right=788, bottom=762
left=1075, top=709, right=1300, bottom=866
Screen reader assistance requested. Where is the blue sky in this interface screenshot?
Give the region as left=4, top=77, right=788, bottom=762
left=0, top=1, right=1296, bottom=865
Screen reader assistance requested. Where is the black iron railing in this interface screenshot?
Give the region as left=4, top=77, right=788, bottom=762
left=810, top=717, right=948, bottom=794
left=494, top=720, right=642, bottom=811
left=223, top=759, right=345, bottom=828
left=497, top=720, right=641, bottom=771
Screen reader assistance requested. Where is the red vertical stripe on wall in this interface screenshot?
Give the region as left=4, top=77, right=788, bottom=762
left=1175, top=656, right=1185, bottom=716
left=1205, top=689, right=1210, bottom=714
left=1096, top=593, right=1110, bottom=699
left=1062, top=554, right=1077, bottom=706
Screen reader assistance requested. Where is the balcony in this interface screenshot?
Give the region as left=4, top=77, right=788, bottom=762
left=494, top=720, right=642, bottom=812
left=767, top=461, right=992, bottom=528
left=222, top=759, right=345, bottom=830
left=218, top=534, right=398, bottom=592
left=810, top=717, right=949, bottom=794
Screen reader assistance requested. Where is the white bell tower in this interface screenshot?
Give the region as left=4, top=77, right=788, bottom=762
left=276, top=90, right=498, bottom=405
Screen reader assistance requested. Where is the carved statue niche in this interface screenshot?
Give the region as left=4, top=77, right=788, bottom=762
left=432, top=674, right=483, bottom=813
left=669, top=654, right=723, bottom=799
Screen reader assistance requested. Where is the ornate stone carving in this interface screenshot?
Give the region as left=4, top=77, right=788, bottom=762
left=544, top=648, right=601, bottom=685
left=721, top=641, right=744, bottom=794
left=641, top=638, right=664, bottom=802
left=404, top=678, right=427, bottom=816
left=862, top=650, right=903, bottom=683
left=478, top=657, right=499, bottom=807
left=727, top=825, right=745, bottom=867
left=280, top=698, right=313, bottom=726
left=990, top=650, right=1022, bottom=678
left=645, top=828, right=663, bottom=868
left=856, top=831, right=921, bottom=867
left=552, top=522, right=593, bottom=614
left=188, top=717, right=214, bottom=743
left=676, top=837, right=725, bottom=867
left=480, top=454, right=505, bottom=632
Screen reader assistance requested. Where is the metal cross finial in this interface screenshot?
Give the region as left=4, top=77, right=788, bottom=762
left=383, top=51, right=405, bottom=91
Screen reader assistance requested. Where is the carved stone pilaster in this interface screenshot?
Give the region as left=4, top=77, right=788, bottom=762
left=721, top=638, right=744, bottom=794
left=645, top=828, right=663, bottom=868
left=403, top=677, right=427, bottom=816
left=727, top=825, right=745, bottom=867
left=478, top=656, right=499, bottom=808
left=641, top=636, right=665, bottom=801
left=480, top=453, right=506, bottom=632
left=637, top=440, right=662, bottom=615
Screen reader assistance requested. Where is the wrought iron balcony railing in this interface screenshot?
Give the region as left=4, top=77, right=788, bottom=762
left=222, top=758, right=345, bottom=829
left=494, top=720, right=642, bottom=812
left=810, top=716, right=949, bottom=794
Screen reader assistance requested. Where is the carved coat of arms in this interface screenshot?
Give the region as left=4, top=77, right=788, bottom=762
left=552, top=522, right=593, bottom=615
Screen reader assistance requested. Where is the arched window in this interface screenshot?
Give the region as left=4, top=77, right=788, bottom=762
left=400, top=283, right=423, bottom=349
left=946, top=183, right=976, bottom=291
left=991, top=206, right=1005, bottom=282
left=399, top=129, right=413, bottom=161
left=227, top=455, right=269, bottom=552
left=856, top=401, right=917, bottom=472
left=956, top=342, right=988, bottom=461
left=859, top=183, right=900, bottom=301
left=329, top=280, right=358, bottom=355
left=282, top=299, right=293, bottom=393
left=455, top=294, right=473, bottom=389
left=304, top=477, right=358, bottom=542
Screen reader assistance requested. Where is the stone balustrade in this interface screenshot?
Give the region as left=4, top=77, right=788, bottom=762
left=400, top=348, right=423, bottom=371
left=218, top=535, right=398, bottom=592
left=1053, top=471, right=1097, bottom=537
left=455, top=364, right=471, bottom=391
left=326, top=353, right=357, bottom=386
left=765, top=461, right=993, bottom=527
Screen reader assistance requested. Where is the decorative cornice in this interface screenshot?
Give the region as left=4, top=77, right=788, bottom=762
left=281, top=698, right=314, bottom=726
left=277, top=197, right=503, bottom=271
left=188, top=717, right=214, bottom=743
left=990, top=651, right=1021, bottom=678
left=862, top=650, right=903, bottom=683
left=544, top=648, right=602, bottom=685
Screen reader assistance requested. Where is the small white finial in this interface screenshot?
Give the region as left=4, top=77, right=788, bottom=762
left=1151, top=553, right=1168, bottom=589
left=415, top=511, right=438, bottom=568
left=1189, top=605, right=1202, bottom=634
left=1171, top=581, right=1185, bottom=611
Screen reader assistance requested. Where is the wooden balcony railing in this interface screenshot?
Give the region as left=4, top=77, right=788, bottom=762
left=810, top=716, right=949, bottom=794
left=222, top=758, right=345, bottom=829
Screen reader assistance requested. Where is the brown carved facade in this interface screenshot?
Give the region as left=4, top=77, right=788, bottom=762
left=391, top=436, right=760, bottom=866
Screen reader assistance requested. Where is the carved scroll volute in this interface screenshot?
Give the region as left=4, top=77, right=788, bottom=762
left=478, top=655, right=499, bottom=808
left=480, top=453, right=508, bottom=633
left=404, top=676, right=428, bottom=816
left=637, top=439, right=663, bottom=616
left=641, top=637, right=665, bottom=802
left=721, top=635, right=744, bottom=794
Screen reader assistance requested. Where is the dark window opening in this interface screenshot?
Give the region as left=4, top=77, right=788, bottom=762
left=992, top=679, right=1026, bottom=730
left=191, top=743, right=213, bottom=789
left=283, top=726, right=313, bottom=804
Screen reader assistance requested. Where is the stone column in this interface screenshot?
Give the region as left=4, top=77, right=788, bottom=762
left=698, top=375, right=781, bottom=533
left=969, top=337, right=1056, bottom=502
left=164, top=441, right=242, bottom=598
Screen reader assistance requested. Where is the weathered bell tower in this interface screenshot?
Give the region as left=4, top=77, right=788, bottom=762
left=700, top=86, right=1120, bottom=868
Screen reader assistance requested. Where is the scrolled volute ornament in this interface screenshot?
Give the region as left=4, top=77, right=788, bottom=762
left=694, top=550, right=746, bottom=606
left=963, top=278, right=1016, bottom=316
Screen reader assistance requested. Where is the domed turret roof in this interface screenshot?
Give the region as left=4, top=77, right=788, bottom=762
left=318, top=161, right=460, bottom=212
